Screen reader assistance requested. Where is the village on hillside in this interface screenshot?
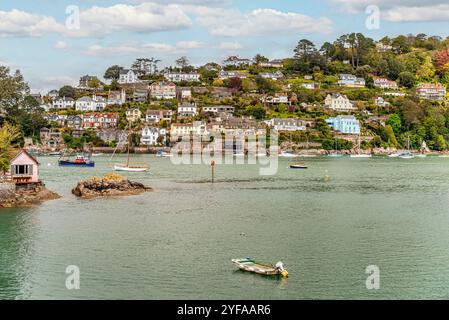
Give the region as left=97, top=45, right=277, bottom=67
left=2, top=33, right=449, bottom=156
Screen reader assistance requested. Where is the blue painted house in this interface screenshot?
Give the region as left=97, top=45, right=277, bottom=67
left=326, top=115, right=361, bottom=135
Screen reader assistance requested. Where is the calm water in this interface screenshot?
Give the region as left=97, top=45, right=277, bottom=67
left=1, top=155, right=449, bottom=300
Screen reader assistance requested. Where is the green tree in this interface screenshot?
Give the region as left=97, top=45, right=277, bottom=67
left=58, top=85, right=76, bottom=99
left=386, top=114, right=402, bottom=136
left=104, top=65, right=124, bottom=80
left=0, top=123, right=21, bottom=173
left=434, top=134, right=447, bottom=151
left=384, top=125, right=399, bottom=146
left=254, top=54, right=269, bottom=65
left=88, top=78, right=101, bottom=89
left=398, top=71, right=416, bottom=88
left=246, top=105, right=266, bottom=120
left=255, top=76, right=275, bottom=94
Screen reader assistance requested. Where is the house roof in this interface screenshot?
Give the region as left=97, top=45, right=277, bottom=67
left=10, top=149, right=40, bottom=165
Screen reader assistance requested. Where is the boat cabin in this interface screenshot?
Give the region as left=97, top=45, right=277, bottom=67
left=9, top=150, right=40, bottom=184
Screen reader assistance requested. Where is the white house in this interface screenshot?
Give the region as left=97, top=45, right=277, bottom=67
left=417, top=83, right=447, bottom=100
left=52, top=97, right=75, bottom=110
left=170, top=121, right=209, bottom=138
left=165, top=72, right=200, bottom=82
left=222, top=56, right=254, bottom=67
left=219, top=71, right=248, bottom=80
left=149, top=81, right=176, bottom=100
left=107, top=90, right=126, bottom=105
left=265, top=118, right=307, bottom=131
left=176, top=87, right=192, bottom=100
left=140, top=127, right=167, bottom=146
left=374, top=78, right=398, bottom=90
left=259, top=71, right=284, bottom=80
left=203, top=105, right=235, bottom=114
left=145, top=110, right=173, bottom=123
left=324, top=94, right=356, bottom=112
left=301, top=82, right=320, bottom=90
left=374, top=97, right=390, bottom=107
left=261, top=95, right=289, bottom=105
left=338, top=74, right=365, bottom=88
left=47, top=90, right=59, bottom=100
left=178, top=102, right=198, bottom=117
left=75, top=95, right=107, bottom=112
left=259, top=59, right=284, bottom=68
left=119, top=69, right=140, bottom=84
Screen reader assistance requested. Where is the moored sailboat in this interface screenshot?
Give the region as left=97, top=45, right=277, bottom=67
left=350, top=134, right=372, bottom=158
left=111, top=126, right=149, bottom=172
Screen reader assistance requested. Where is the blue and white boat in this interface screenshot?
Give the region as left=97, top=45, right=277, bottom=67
left=59, top=154, right=95, bottom=167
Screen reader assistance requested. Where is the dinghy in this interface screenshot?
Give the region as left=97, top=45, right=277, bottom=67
left=231, top=258, right=288, bottom=277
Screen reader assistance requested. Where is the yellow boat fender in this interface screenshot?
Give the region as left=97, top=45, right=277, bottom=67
left=281, top=270, right=289, bottom=278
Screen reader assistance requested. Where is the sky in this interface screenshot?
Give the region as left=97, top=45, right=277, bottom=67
left=1, top=0, right=449, bottom=93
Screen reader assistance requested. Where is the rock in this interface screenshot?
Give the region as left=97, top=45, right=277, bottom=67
left=0, top=182, right=61, bottom=209
left=72, top=175, right=152, bottom=199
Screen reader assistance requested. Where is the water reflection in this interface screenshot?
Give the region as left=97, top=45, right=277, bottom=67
left=0, top=209, right=38, bottom=299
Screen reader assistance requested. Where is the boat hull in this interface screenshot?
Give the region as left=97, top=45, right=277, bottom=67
left=58, top=160, right=95, bottom=167
left=290, top=165, right=308, bottom=169
left=114, top=165, right=149, bottom=172
left=232, top=259, right=288, bottom=277
left=350, top=155, right=372, bottom=158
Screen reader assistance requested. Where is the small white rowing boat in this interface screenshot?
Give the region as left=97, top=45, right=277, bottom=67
left=232, top=258, right=288, bottom=277
left=114, top=164, right=149, bottom=172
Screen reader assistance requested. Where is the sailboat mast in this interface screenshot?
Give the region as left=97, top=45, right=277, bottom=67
left=127, top=125, right=131, bottom=167
left=358, top=134, right=361, bottom=155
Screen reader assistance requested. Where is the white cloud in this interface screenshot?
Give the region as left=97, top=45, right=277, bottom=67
left=196, top=8, right=333, bottom=36
left=0, top=9, right=63, bottom=37
left=219, top=42, right=243, bottom=50
left=134, top=0, right=229, bottom=6
left=31, top=75, right=79, bottom=92
left=68, top=3, right=192, bottom=37
left=331, top=0, right=446, bottom=11
left=331, top=0, right=449, bottom=21
left=84, top=42, right=186, bottom=56
left=0, top=3, right=192, bottom=38
left=384, top=4, right=449, bottom=22
left=54, top=41, right=68, bottom=49
left=176, top=41, right=207, bottom=49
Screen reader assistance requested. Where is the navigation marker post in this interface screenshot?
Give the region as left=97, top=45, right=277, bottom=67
left=211, top=160, right=215, bottom=184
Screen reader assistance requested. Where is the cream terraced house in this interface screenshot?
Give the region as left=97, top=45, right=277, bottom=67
left=52, top=97, right=75, bottom=110
left=75, top=95, right=107, bottom=112
left=170, top=121, right=209, bottom=138
left=149, top=81, right=176, bottom=100
left=126, top=108, right=142, bottom=123
left=324, top=94, right=357, bottom=112
left=164, top=72, right=200, bottom=82
left=416, top=83, right=447, bottom=100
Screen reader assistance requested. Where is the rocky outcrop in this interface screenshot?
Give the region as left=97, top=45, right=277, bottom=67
left=0, top=182, right=61, bottom=208
left=72, top=174, right=152, bottom=199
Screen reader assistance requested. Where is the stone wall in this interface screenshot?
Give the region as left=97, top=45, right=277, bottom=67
left=0, top=182, right=16, bottom=201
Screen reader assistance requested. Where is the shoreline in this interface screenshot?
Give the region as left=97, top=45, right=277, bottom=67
left=0, top=182, right=61, bottom=209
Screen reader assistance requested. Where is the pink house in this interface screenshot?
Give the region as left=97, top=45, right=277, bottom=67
left=9, top=150, right=40, bottom=184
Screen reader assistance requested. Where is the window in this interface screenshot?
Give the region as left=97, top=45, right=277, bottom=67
left=13, top=165, right=33, bottom=175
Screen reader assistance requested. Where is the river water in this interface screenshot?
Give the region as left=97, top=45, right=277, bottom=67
left=1, top=155, right=449, bottom=299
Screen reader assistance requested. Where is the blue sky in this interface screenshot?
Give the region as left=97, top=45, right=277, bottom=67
left=1, top=0, right=449, bottom=93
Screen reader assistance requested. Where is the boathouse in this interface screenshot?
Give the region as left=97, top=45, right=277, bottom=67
left=9, top=150, right=40, bottom=185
